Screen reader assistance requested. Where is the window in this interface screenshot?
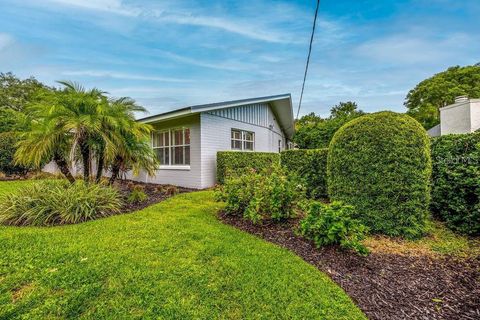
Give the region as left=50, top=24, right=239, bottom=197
left=152, top=128, right=190, bottom=166
left=278, top=139, right=282, bottom=152
left=231, top=129, right=254, bottom=151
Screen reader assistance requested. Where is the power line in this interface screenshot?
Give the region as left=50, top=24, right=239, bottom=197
left=296, top=0, right=320, bottom=120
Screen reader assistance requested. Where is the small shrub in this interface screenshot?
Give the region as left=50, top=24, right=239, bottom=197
left=127, top=185, right=148, bottom=204
left=298, top=201, right=369, bottom=255
left=217, top=151, right=279, bottom=184
left=0, top=132, right=32, bottom=175
left=28, top=171, right=63, bottom=180
left=0, top=180, right=122, bottom=226
left=215, top=169, right=257, bottom=216
left=216, top=165, right=305, bottom=223
left=431, top=133, right=480, bottom=236
left=280, top=149, right=328, bottom=199
left=328, top=112, right=431, bottom=239
left=164, top=185, right=178, bottom=196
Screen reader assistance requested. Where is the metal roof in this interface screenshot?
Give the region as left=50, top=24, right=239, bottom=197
left=138, top=93, right=294, bottom=138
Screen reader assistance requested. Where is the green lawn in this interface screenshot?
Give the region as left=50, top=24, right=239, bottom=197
left=0, top=180, right=365, bottom=319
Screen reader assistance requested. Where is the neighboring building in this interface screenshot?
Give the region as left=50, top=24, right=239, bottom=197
left=428, top=96, right=480, bottom=137
left=122, top=94, right=294, bottom=189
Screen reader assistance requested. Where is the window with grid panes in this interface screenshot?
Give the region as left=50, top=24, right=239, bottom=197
left=231, top=129, right=254, bottom=151
left=152, top=128, right=190, bottom=166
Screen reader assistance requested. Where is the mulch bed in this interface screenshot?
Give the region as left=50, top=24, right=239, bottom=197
left=219, top=212, right=480, bottom=320
left=115, top=180, right=196, bottom=213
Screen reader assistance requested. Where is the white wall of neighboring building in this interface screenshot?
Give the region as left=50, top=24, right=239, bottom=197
left=437, top=98, right=480, bottom=136
left=440, top=101, right=471, bottom=135
left=469, top=99, right=480, bottom=132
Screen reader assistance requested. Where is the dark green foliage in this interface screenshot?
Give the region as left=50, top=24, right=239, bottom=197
left=216, top=151, right=280, bottom=184
left=0, top=132, right=31, bottom=175
left=127, top=185, right=148, bottom=204
left=0, top=72, right=48, bottom=111
left=327, top=112, right=431, bottom=239
left=298, top=201, right=369, bottom=255
left=405, top=64, right=480, bottom=129
left=0, top=180, right=122, bottom=226
left=216, top=165, right=305, bottom=224
left=293, top=102, right=364, bottom=149
left=280, top=149, right=328, bottom=199
left=431, top=133, right=480, bottom=236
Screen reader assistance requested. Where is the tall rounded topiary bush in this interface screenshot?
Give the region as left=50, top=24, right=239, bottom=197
left=327, top=111, right=431, bottom=238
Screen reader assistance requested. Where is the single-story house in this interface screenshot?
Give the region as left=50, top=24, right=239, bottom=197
left=428, top=96, right=480, bottom=137
left=122, top=94, right=295, bottom=189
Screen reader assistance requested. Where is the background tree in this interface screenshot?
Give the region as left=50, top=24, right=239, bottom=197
left=0, top=72, right=48, bottom=111
left=405, top=64, right=480, bottom=129
left=294, top=101, right=364, bottom=149
left=0, top=73, right=50, bottom=175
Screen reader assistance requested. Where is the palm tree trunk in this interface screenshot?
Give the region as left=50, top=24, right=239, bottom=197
left=79, top=139, right=90, bottom=182
left=95, top=150, right=105, bottom=183
left=53, top=153, right=75, bottom=184
left=108, top=156, right=122, bottom=185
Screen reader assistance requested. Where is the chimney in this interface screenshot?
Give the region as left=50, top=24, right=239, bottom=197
left=455, top=95, right=469, bottom=103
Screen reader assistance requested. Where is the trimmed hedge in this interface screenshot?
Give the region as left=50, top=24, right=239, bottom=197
left=216, top=151, right=280, bottom=184
left=280, top=149, right=328, bottom=199
left=327, top=112, right=431, bottom=239
left=431, top=133, right=480, bottom=236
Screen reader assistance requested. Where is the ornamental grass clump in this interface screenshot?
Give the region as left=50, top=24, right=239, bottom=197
left=0, top=180, right=122, bottom=226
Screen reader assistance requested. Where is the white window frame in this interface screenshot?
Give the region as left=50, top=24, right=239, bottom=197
left=152, top=127, right=190, bottom=169
left=231, top=129, right=255, bottom=151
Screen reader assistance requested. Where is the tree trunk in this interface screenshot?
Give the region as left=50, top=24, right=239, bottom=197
left=53, top=153, right=75, bottom=184
left=108, top=156, right=122, bottom=185
left=95, top=148, right=105, bottom=184
left=79, top=139, right=90, bottom=182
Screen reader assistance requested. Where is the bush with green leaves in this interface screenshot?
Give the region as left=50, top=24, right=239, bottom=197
left=328, top=111, right=431, bottom=239
left=0, top=180, right=122, bottom=226
left=127, top=185, right=148, bottom=204
left=298, top=201, right=369, bottom=255
left=280, top=149, right=328, bottom=199
left=0, top=132, right=32, bottom=175
left=216, top=151, right=280, bottom=184
left=431, top=133, right=480, bottom=236
left=216, top=165, right=305, bottom=223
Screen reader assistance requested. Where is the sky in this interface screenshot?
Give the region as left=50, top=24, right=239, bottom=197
left=0, top=0, right=479, bottom=118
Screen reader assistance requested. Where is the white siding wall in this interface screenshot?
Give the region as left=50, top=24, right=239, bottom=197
left=469, top=100, right=480, bottom=132
left=440, top=102, right=471, bottom=135
left=200, top=104, right=287, bottom=188
left=126, top=114, right=202, bottom=189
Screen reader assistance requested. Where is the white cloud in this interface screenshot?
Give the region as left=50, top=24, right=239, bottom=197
left=156, top=50, right=254, bottom=71
left=355, top=32, right=474, bottom=64
left=153, top=13, right=290, bottom=43
left=35, top=0, right=297, bottom=43
left=0, top=33, right=13, bottom=51
left=44, top=0, right=139, bottom=16
left=61, top=70, right=191, bottom=83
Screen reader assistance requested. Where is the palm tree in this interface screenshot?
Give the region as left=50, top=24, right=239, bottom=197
left=93, top=97, right=150, bottom=183
left=15, top=91, right=76, bottom=183
left=15, top=80, right=158, bottom=184
left=108, top=122, right=158, bottom=185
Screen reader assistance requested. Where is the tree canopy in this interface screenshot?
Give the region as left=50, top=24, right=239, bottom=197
left=0, top=72, right=49, bottom=111
left=405, top=64, right=480, bottom=129
left=293, top=102, right=364, bottom=149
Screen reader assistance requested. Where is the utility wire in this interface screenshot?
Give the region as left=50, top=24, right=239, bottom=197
left=296, top=0, right=320, bottom=120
